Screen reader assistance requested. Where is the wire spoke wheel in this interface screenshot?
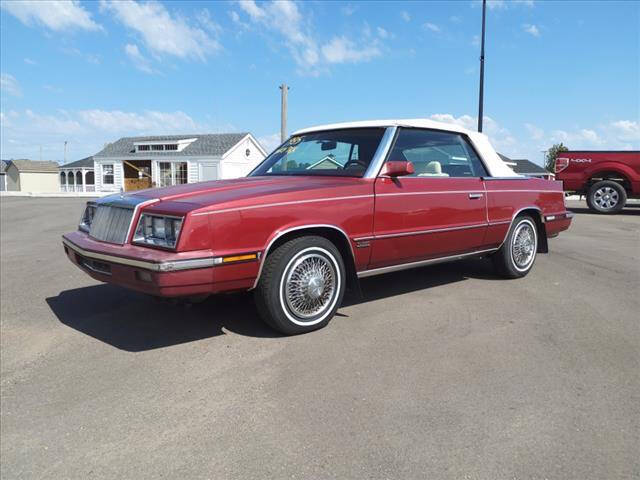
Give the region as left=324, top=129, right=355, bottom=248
left=593, top=186, right=619, bottom=210
left=511, top=221, right=536, bottom=271
left=283, top=252, right=337, bottom=321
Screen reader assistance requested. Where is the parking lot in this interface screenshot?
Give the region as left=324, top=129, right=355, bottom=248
left=1, top=196, right=638, bottom=479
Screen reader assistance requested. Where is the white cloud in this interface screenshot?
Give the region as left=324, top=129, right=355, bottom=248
left=610, top=120, right=640, bottom=142
left=0, top=108, right=215, bottom=161
left=257, top=133, right=281, bottom=154
left=61, top=46, right=101, bottom=64
left=23, top=58, right=37, bottom=65
left=376, top=27, right=390, bottom=39
left=423, top=22, right=441, bottom=33
left=473, top=0, right=534, bottom=10
left=1, top=0, right=102, bottom=31
left=400, top=11, right=411, bottom=22
left=321, top=36, right=381, bottom=64
left=1, top=74, right=22, bottom=97
left=525, top=123, right=544, bottom=140
left=341, top=4, right=357, bottom=16
left=43, top=84, right=63, bottom=93
left=101, top=0, right=221, bottom=61
left=471, top=35, right=480, bottom=47
left=522, top=24, right=540, bottom=37
left=450, top=15, right=462, bottom=23
left=237, top=0, right=383, bottom=74
left=124, top=43, right=154, bottom=74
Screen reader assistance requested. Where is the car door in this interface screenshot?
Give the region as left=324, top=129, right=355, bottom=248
left=369, top=128, right=489, bottom=269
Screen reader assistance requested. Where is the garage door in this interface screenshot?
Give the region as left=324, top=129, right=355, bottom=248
left=201, top=164, right=218, bottom=181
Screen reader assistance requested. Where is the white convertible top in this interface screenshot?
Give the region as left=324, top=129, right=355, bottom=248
left=292, top=118, right=519, bottom=178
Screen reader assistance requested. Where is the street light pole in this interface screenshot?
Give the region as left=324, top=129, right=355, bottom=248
left=279, top=83, right=289, bottom=142
left=477, top=0, right=486, bottom=133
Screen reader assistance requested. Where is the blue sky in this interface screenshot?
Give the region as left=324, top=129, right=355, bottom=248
left=1, top=0, right=638, bottom=165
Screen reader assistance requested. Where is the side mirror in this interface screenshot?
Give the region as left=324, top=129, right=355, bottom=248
left=380, top=161, right=415, bottom=177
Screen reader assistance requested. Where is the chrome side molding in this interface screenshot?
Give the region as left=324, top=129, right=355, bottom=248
left=357, top=248, right=498, bottom=278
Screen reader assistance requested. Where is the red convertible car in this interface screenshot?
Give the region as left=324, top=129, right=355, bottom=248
left=63, top=119, right=573, bottom=334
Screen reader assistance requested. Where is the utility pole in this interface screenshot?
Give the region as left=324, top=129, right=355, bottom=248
left=477, top=0, right=486, bottom=132
left=64, top=141, right=68, bottom=164
left=279, top=83, right=289, bottom=142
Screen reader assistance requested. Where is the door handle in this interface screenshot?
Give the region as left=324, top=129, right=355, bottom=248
left=468, top=193, right=484, bottom=199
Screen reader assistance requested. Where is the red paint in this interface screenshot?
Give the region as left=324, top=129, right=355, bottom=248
left=63, top=174, right=572, bottom=297
left=554, top=151, right=640, bottom=195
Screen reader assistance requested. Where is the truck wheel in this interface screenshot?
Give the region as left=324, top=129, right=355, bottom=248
left=254, top=236, right=345, bottom=335
left=492, top=215, right=538, bottom=279
left=586, top=180, right=626, bottom=214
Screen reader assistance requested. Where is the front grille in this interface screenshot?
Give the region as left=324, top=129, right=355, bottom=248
left=89, top=205, right=134, bottom=244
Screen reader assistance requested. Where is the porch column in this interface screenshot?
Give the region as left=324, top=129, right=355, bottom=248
left=82, top=169, right=86, bottom=193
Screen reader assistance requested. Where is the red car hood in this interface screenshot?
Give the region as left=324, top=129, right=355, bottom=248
left=127, top=176, right=370, bottom=213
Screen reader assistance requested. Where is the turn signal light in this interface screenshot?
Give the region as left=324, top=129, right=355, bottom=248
left=222, top=253, right=258, bottom=263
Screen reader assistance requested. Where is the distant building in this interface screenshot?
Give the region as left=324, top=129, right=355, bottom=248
left=4, top=159, right=60, bottom=193
left=92, top=133, right=266, bottom=193
left=0, top=160, right=8, bottom=191
left=498, top=154, right=554, bottom=180
left=59, top=156, right=95, bottom=193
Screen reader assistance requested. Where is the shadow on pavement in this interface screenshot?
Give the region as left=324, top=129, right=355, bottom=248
left=47, top=258, right=502, bottom=351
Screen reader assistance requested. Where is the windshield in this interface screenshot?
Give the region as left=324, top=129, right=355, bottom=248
left=250, top=128, right=386, bottom=178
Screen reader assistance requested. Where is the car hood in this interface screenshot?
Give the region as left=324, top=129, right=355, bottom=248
left=123, top=176, right=370, bottom=214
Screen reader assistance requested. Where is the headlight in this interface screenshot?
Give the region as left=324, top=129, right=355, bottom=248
left=133, top=214, right=183, bottom=249
left=79, top=202, right=96, bottom=232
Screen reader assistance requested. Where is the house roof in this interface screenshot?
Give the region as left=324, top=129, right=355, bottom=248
left=94, top=133, right=250, bottom=158
left=498, top=154, right=549, bottom=175
left=8, top=159, right=59, bottom=173
left=60, top=156, right=94, bottom=169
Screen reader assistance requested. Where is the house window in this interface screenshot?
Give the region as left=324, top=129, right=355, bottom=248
left=158, top=162, right=188, bottom=187
left=138, top=145, right=150, bottom=151
left=165, top=144, right=178, bottom=151
left=175, top=162, right=187, bottom=184
left=151, top=144, right=164, bottom=151
left=159, top=162, right=172, bottom=187
left=102, top=164, right=114, bottom=185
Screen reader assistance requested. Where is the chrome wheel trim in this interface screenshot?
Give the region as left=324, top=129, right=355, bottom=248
left=279, top=247, right=342, bottom=326
left=510, top=219, right=537, bottom=272
left=593, top=186, right=619, bottom=210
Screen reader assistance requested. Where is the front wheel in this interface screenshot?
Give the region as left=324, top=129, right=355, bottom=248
left=254, top=236, right=346, bottom=335
left=586, top=180, right=626, bottom=214
left=492, top=215, right=538, bottom=278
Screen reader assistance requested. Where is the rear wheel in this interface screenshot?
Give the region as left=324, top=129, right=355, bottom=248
left=492, top=215, right=538, bottom=279
left=254, top=236, right=345, bottom=335
left=586, top=180, right=626, bottom=214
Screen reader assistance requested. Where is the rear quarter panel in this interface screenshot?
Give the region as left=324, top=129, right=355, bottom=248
left=484, top=178, right=566, bottom=247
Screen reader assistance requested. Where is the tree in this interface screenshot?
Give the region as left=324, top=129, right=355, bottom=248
left=545, top=143, right=569, bottom=172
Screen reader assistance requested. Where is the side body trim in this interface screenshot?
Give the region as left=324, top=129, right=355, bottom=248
left=250, top=224, right=355, bottom=290
left=192, top=195, right=374, bottom=216
left=354, top=222, right=487, bottom=242
left=357, top=248, right=498, bottom=278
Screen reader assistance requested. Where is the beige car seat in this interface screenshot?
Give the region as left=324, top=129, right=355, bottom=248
left=418, top=161, right=449, bottom=177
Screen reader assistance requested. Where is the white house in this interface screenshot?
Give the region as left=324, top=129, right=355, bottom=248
left=59, top=156, right=95, bottom=193
left=92, top=133, right=267, bottom=194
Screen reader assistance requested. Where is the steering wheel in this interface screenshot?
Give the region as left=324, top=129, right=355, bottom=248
left=343, top=159, right=367, bottom=170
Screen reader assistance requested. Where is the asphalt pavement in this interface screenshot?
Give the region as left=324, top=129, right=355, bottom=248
left=1, top=196, right=638, bottom=479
